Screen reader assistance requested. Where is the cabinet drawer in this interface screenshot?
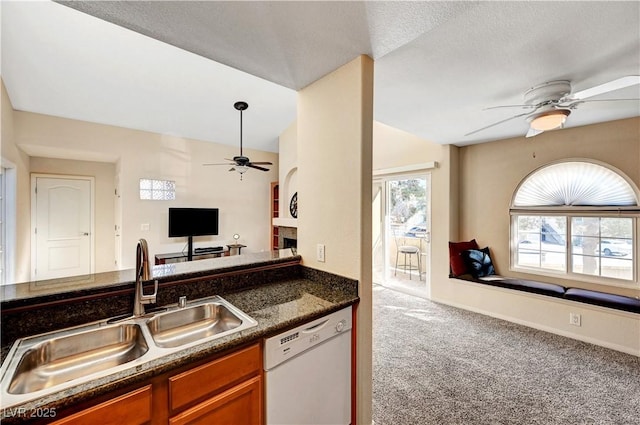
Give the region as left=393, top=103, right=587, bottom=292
left=169, top=344, right=261, bottom=412
left=52, top=385, right=152, bottom=425
left=169, top=376, right=262, bottom=425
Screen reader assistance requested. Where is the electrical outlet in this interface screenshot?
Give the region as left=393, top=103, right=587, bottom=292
left=569, top=313, right=581, bottom=327
left=317, top=244, right=326, bottom=262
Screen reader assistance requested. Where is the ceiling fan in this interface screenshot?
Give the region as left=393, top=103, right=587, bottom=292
left=204, top=101, right=273, bottom=180
left=465, top=75, right=640, bottom=138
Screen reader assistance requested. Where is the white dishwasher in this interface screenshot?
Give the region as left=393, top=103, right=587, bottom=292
left=264, top=306, right=352, bottom=425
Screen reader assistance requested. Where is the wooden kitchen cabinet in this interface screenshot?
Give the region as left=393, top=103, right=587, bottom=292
left=169, top=376, right=262, bottom=425
left=169, top=344, right=262, bottom=416
left=47, top=344, right=262, bottom=425
left=51, top=385, right=152, bottom=425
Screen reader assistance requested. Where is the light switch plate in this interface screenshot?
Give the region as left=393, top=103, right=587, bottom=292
left=317, top=244, right=325, bottom=262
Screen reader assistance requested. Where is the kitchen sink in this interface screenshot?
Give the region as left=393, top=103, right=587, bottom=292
left=146, top=302, right=251, bottom=348
left=8, top=323, right=148, bottom=395
left=0, top=295, right=257, bottom=407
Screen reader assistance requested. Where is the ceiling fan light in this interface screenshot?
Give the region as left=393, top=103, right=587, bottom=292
left=529, top=109, right=571, bottom=131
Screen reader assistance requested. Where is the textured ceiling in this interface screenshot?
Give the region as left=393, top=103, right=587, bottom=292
left=2, top=1, right=639, bottom=153
left=54, top=1, right=478, bottom=90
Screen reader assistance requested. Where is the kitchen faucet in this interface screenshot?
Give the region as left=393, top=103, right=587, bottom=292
left=133, top=238, right=158, bottom=316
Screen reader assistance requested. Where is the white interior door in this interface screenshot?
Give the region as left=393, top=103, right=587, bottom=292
left=32, top=176, right=94, bottom=280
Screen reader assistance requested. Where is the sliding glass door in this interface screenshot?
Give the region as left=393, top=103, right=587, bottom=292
left=373, top=174, right=431, bottom=298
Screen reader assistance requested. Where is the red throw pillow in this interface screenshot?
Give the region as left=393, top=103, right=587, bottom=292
left=449, top=239, right=479, bottom=276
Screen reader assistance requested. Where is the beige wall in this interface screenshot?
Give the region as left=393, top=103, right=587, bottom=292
left=297, top=55, right=373, bottom=425
left=277, top=121, right=298, bottom=222
left=440, top=277, right=640, bottom=355
left=427, top=118, right=640, bottom=355
left=5, top=109, right=278, bottom=282
left=1, top=81, right=31, bottom=281
left=373, top=118, right=640, bottom=300
left=298, top=56, right=373, bottom=279
left=456, top=117, right=639, bottom=298
left=373, top=121, right=443, bottom=169
left=371, top=115, right=639, bottom=354
left=372, top=122, right=461, bottom=295
left=373, top=117, right=639, bottom=300
left=29, top=158, right=116, bottom=273
left=0, top=81, right=12, bottom=158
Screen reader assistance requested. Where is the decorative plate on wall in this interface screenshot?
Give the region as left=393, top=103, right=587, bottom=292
left=289, top=192, right=298, bottom=218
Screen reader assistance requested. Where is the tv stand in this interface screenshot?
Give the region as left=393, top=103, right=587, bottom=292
left=155, top=249, right=230, bottom=265
left=155, top=244, right=246, bottom=266
left=187, top=236, right=194, bottom=261
left=187, top=236, right=228, bottom=261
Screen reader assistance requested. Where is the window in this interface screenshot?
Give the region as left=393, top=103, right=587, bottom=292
left=571, top=217, right=633, bottom=281
left=139, top=179, right=175, bottom=201
left=511, top=160, right=638, bottom=285
left=515, top=215, right=566, bottom=272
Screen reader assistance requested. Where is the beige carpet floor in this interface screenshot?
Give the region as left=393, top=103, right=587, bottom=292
left=372, top=285, right=640, bottom=425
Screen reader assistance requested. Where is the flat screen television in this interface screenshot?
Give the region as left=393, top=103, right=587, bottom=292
left=168, top=208, right=219, bottom=260
left=169, top=208, right=219, bottom=237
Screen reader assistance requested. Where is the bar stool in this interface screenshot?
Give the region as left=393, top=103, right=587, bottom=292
left=393, top=227, right=422, bottom=280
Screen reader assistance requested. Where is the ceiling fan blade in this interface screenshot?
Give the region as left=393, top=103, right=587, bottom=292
left=464, top=111, right=532, bottom=137
left=247, top=163, right=270, bottom=172
left=229, top=167, right=236, bottom=172
left=248, top=161, right=273, bottom=165
left=562, top=98, right=640, bottom=109
left=571, top=75, right=640, bottom=101
left=203, top=162, right=234, bottom=166
left=483, top=104, right=536, bottom=111
left=525, top=128, right=544, bottom=138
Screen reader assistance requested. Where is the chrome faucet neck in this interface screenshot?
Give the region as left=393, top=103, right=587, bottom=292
left=134, top=238, right=157, bottom=317
left=136, top=238, right=150, bottom=281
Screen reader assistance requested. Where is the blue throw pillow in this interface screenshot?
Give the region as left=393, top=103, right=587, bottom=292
left=462, top=247, right=495, bottom=278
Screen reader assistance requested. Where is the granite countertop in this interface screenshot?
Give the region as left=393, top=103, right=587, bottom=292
left=1, top=249, right=298, bottom=304
left=0, top=265, right=359, bottom=422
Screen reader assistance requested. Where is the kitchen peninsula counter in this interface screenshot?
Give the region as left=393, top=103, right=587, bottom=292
left=0, top=251, right=359, bottom=422
left=1, top=250, right=301, bottom=303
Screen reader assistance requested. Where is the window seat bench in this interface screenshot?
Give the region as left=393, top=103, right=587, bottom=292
left=451, top=274, right=640, bottom=314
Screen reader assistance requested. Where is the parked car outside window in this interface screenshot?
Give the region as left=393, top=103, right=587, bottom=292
left=598, top=240, right=633, bottom=257
left=404, top=224, right=426, bottom=237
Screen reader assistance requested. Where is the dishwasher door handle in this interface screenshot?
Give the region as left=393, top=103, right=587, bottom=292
left=302, top=319, right=329, bottom=333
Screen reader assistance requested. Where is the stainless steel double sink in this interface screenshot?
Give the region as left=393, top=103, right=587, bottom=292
left=0, top=296, right=257, bottom=406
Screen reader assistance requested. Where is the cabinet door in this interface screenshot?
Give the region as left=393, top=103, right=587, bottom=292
left=51, top=385, right=152, bottom=425
left=169, top=344, right=261, bottom=412
left=169, top=376, right=262, bottom=425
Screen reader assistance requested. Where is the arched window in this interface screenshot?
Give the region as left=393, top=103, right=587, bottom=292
left=510, top=160, right=639, bottom=285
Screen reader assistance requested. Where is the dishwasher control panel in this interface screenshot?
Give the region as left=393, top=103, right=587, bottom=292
left=263, top=306, right=352, bottom=370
